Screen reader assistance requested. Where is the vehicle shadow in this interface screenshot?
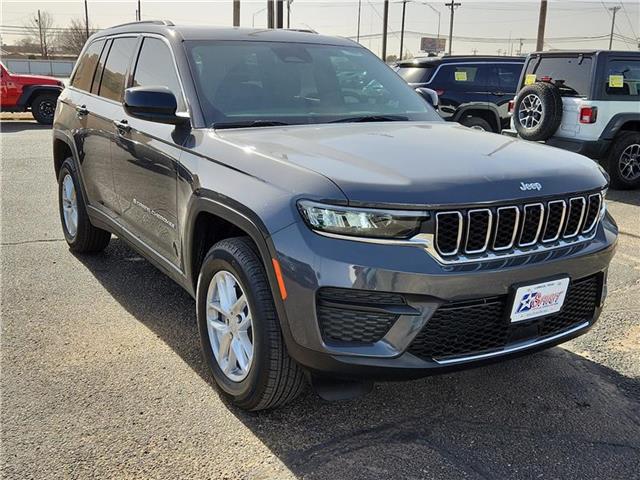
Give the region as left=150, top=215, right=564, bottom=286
left=0, top=120, right=50, bottom=133
left=607, top=188, right=640, bottom=207
left=75, top=238, right=640, bottom=479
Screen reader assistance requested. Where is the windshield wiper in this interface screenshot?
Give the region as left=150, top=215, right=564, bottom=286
left=330, top=114, right=409, bottom=123
left=212, top=120, right=291, bottom=129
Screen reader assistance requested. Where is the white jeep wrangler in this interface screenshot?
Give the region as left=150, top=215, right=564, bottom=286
left=504, top=50, right=640, bottom=189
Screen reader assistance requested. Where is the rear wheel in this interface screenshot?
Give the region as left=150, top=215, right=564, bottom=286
left=460, top=116, right=493, bottom=132
left=606, top=131, right=640, bottom=190
left=196, top=237, right=305, bottom=410
left=58, top=158, right=111, bottom=252
left=31, top=93, right=57, bottom=125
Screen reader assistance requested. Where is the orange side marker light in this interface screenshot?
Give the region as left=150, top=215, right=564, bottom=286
left=272, top=258, right=288, bottom=300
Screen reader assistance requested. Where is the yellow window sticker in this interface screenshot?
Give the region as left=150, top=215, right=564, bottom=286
left=454, top=71, right=467, bottom=81
left=608, top=75, right=624, bottom=88
left=524, top=74, right=536, bottom=85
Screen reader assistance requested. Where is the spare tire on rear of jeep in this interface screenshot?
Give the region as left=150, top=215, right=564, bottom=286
left=513, top=82, right=563, bottom=141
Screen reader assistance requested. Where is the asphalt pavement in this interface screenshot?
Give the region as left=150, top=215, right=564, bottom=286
left=1, top=120, right=639, bottom=480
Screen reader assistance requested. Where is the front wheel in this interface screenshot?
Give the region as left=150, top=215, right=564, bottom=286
left=196, top=237, right=305, bottom=411
left=460, top=116, right=493, bottom=132
left=606, top=131, right=640, bottom=190
left=31, top=93, right=58, bottom=125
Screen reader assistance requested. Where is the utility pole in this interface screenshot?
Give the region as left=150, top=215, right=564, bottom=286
left=399, top=0, right=407, bottom=60
left=608, top=6, right=621, bottom=50
left=84, top=0, right=90, bottom=40
left=287, top=0, right=292, bottom=28
left=381, top=0, right=389, bottom=62
left=276, top=0, right=284, bottom=28
left=233, top=0, right=240, bottom=27
left=518, top=38, right=523, bottom=55
left=356, top=0, right=362, bottom=43
left=445, top=2, right=461, bottom=55
left=36, top=10, right=45, bottom=58
left=136, top=0, right=141, bottom=20
left=267, top=0, right=274, bottom=28
left=535, top=0, right=547, bottom=51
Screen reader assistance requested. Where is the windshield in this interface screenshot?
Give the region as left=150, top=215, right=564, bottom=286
left=185, top=40, right=441, bottom=127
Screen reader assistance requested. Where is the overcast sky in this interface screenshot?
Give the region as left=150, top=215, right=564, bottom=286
left=1, top=0, right=638, bottom=56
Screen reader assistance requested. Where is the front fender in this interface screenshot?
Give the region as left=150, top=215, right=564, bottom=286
left=18, top=85, right=63, bottom=109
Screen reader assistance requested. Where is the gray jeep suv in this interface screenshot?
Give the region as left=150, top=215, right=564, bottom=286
left=53, top=21, right=617, bottom=410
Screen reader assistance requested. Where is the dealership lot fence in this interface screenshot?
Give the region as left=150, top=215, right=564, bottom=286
left=4, top=59, right=76, bottom=77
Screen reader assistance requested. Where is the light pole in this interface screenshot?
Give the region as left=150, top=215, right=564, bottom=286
left=381, top=0, right=389, bottom=61
left=399, top=0, right=407, bottom=60
left=608, top=6, right=621, bottom=50
left=445, top=1, right=461, bottom=55
left=84, top=0, right=90, bottom=40
left=356, top=0, right=362, bottom=43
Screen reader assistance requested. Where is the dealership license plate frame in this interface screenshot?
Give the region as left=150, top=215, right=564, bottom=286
left=509, top=277, right=571, bottom=323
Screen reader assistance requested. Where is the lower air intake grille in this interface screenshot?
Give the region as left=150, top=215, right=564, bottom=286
left=408, top=275, right=599, bottom=361
left=317, top=288, right=404, bottom=344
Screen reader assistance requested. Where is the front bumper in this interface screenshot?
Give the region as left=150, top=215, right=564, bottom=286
left=270, top=213, right=617, bottom=380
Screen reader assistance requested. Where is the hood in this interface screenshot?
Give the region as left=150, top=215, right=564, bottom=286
left=216, top=122, right=607, bottom=206
left=13, top=74, right=63, bottom=86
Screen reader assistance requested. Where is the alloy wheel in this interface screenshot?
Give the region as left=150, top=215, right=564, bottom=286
left=619, top=143, right=640, bottom=181
left=61, top=174, right=78, bottom=238
left=206, top=270, right=254, bottom=382
left=518, top=93, right=543, bottom=129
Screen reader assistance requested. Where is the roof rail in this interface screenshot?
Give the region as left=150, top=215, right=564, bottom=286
left=109, top=20, right=174, bottom=29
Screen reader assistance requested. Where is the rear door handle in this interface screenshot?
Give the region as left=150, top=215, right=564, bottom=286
left=113, top=119, right=131, bottom=133
left=75, top=105, right=88, bottom=116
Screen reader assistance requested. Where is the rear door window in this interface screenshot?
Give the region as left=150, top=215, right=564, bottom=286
left=490, top=63, right=523, bottom=93
left=98, top=37, right=138, bottom=102
left=71, top=39, right=105, bottom=92
left=523, top=56, right=593, bottom=97
left=395, top=66, right=435, bottom=84
left=432, top=64, right=489, bottom=90
left=605, top=59, right=640, bottom=98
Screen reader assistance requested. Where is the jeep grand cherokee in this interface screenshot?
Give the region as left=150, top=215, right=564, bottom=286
left=53, top=21, right=617, bottom=410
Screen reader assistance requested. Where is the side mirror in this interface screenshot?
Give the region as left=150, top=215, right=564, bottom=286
left=124, top=86, right=188, bottom=125
left=415, top=87, right=439, bottom=108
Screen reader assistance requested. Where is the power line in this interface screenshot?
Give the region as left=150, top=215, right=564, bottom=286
left=619, top=2, right=638, bottom=40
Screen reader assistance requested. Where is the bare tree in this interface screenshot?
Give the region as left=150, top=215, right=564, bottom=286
left=56, top=18, right=98, bottom=56
left=24, top=10, right=55, bottom=58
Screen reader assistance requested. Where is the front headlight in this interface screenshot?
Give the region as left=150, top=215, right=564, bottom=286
left=297, top=200, right=428, bottom=239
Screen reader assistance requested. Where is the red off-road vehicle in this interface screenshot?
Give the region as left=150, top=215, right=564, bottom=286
left=1, top=62, right=64, bottom=124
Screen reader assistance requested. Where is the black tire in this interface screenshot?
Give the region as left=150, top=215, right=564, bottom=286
left=460, top=116, right=494, bottom=132
left=196, top=237, right=305, bottom=411
left=513, top=82, right=563, bottom=141
left=57, top=158, right=111, bottom=252
left=31, top=93, right=58, bottom=125
left=605, top=131, right=640, bottom=190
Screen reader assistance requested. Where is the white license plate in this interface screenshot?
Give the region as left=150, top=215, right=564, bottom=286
left=509, top=278, right=570, bottom=323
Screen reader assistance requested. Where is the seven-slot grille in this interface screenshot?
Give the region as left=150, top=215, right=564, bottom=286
left=434, top=192, right=602, bottom=259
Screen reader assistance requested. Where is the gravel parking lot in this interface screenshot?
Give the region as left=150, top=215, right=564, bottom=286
left=1, top=120, right=639, bottom=479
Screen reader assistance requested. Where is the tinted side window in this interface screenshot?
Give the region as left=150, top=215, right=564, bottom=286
left=99, top=37, right=138, bottom=102
left=605, top=59, right=640, bottom=97
left=490, top=63, right=523, bottom=92
left=433, top=64, right=487, bottom=89
left=71, top=40, right=105, bottom=91
left=132, top=37, right=185, bottom=110
left=524, top=56, right=592, bottom=97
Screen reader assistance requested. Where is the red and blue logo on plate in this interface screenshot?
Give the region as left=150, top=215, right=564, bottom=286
left=516, top=290, right=563, bottom=314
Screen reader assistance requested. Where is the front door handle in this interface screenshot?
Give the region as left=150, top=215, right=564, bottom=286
left=113, top=119, right=131, bottom=134
left=76, top=105, right=88, bottom=117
